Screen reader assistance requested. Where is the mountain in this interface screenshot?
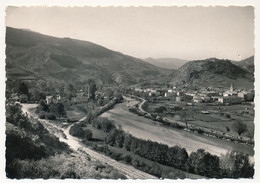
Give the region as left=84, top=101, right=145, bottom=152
left=6, top=27, right=170, bottom=86
left=168, top=58, right=254, bottom=89
left=143, top=57, right=189, bottom=70
left=232, top=56, right=254, bottom=74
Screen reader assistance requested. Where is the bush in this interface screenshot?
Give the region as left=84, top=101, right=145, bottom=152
left=83, top=129, right=93, bottom=140
left=38, top=111, right=46, bottom=119
left=46, top=113, right=56, bottom=120
left=232, top=121, right=248, bottom=136
left=123, top=155, right=132, bottom=164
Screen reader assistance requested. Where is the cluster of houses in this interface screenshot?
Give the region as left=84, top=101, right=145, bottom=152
left=45, top=94, right=62, bottom=104
left=134, top=84, right=254, bottom=105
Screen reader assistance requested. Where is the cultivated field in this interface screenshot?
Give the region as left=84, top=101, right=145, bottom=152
left=101, top=99, right=254, bottom=157
left=146, top=100, right=254, bottom=138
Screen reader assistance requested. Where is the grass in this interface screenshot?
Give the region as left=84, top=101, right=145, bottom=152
left=101, top=102, right=254, bottom=156
left=83, top=122, right=203, bottom=179
left=147, top=99, right=254, bottom=138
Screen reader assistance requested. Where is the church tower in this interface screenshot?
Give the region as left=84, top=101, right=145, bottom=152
left=230, top=83, right=234, bottom=92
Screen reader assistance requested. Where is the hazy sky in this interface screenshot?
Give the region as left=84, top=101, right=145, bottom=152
left=6, top=6, right=254, bottom=61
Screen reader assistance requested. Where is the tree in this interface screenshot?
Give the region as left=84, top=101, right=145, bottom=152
left=37, top=99, right=49, bottom=112
left=18, top=82, right=29, bottom=96
left=220, top=151, right=254, bottom=178
left=154, top=106, right=167, bottom=113
left=56, top=102, right=66, bottom=118
left=86, top=79, right=97, bottom=100
left=187, top=149, right=220, bottom=178
left=83, top=129, right=92, bottom=140
left=65, top=83, right=76, bottom=100
left=232, top=121, right=248, bottom=136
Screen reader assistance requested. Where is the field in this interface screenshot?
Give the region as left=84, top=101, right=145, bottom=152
left=83, top=123, right=204, bottom=179
left=101, top=99, right=254, bottom=157
left=146, top=99, right=254, bottom=138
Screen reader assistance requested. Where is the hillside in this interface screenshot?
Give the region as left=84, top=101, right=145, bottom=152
left=144, top=57, right=189, bottom=70
left=6, top=103, right=126, bottom=179
left=168, top=58, right=254, bottom=89
left=232, top=56, right=254, bottom=74
left=6, top=27, right=169, bottom=86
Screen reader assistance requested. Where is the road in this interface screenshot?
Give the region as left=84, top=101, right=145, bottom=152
left=21, top=103, right=156, bottom=179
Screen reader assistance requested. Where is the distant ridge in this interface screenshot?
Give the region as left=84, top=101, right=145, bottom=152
left=143, top=57, right=189, bottom=70
left=232, top=56, right=254, bottom=74
left=6, top=27, right=170, bottom=86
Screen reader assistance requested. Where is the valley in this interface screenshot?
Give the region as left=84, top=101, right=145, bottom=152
left=5, top=27, right=255, bottom=179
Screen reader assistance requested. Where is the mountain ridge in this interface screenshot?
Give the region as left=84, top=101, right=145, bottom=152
left=168, top=57, right=254, bottom=89
left=6, top=27, right=170, bottom=86
left=143, top=57, right=189, bottom=70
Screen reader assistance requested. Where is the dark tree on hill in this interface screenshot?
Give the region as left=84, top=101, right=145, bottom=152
left=220, top=151, right=254, bottom=178
left=232, top=121, right=248, bottom=136
left=37, top=99, right=49, bottom=112
left=65, top=83, right=77, bottom=100
left=86, top=79, right=97, bottom=100
left=18, top=82, right=29, bottom=96
left=56, top=102, right=66, bottom=118
left=187, top=149, right=220, bottom=178
left=154, top=106, right=167, bottom=113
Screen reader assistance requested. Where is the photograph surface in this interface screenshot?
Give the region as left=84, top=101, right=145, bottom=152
left=5, top=6, right=255, bottom=179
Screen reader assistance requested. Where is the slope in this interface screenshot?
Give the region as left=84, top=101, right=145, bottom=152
left=6, top=27, right=169, bottom=86
left=144, top=57, right=189, bottom=70
left=168, top=58, right=254, bottom=89
left=232, top=56, right=254, bottom=74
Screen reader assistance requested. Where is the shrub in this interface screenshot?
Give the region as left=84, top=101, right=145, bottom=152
left=46, top=113, right=56, bottom=120
left=83, top=129, right=93, bottom=140
left=38, top=111, right=46, bottom=119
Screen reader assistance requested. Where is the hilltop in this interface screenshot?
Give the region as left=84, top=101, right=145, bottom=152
left=6, top=27, right=170, bottom=86
left=232, top=56, right=254, bottom=74
left=168, top=57, right=254, bottom=89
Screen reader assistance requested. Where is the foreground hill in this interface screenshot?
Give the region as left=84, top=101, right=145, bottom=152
left=232, top=56, right=254, bottom=74
left=6, top=103, right=126, bottom=179
left=168, top=57, right=254, bottom=89
left=143, top=57, right=189, bottom=70
left=6, top=27, right=169, bottom=86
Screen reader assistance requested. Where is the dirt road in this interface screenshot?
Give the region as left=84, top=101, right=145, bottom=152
left=21, top=103, right=156, bottom=179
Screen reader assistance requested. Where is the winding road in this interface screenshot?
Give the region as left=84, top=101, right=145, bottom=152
left=21, top=103, right=156, bottom=179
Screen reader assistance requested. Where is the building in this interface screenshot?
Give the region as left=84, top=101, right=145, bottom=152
left=177, top=91, right=184, bottom=96
left=176, top=96, right=183, bottom=102
left=193, top=96, right=203, bottom=103
left=46, top=95, right=53, bottom=104
left=218, top=96, right=242, bottom=104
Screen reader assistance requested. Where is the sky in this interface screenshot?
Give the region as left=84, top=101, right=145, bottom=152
left=6, top=6, right=254, bottom=61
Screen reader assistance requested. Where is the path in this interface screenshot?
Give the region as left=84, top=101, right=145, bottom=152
left=21, top=103, right=156, bottom=179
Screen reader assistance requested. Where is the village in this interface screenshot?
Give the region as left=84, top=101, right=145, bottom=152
left=133, top=84, right=254, bottom=105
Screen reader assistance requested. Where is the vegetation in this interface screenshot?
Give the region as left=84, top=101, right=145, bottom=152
left=36, top=100, right=66, bottom=120
left=6, top=102, right=126, bottom=179
left=70, top=108, right=254, bottom=179
left=232, top=121, right=248, bottom=136
left=6, top=103, right=69, bottom=178
left=69, top=123, right=93, bottom=140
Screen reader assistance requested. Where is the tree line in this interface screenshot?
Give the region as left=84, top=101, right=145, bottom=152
left=70, top=113, right=254, bottom=178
